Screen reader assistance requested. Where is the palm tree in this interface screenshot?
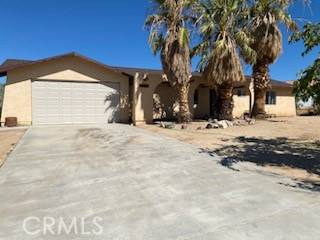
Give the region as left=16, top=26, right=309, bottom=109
left=145, top=0, right=194, bottom=123
left=195, top=0, right=256, bottom=120
left=249, top=0, right=296, bottom=118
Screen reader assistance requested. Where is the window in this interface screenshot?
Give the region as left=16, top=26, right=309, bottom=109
left=194, top=89, right=199, bottom=104
left=236, top=88, right=246, bottom=97
left=266, top=91, right=276, bottom=105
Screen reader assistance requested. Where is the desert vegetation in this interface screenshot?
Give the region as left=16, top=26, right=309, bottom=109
left=291, top=22, right=320, bottom=113
left=146, top=0, right=318, bottom=122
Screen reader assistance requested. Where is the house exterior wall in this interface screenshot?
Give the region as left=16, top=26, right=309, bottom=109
left=132, top=74, right=296, bottom=124
left=265, top=87, right=296, bottom=117
left=0, top=55, right=295, bottom=126
left=132, top=74, right=209, bottom=124
left=1, top=79, right=32, bottom=125
left=1, top=56, right=130, bottom=125
left=153, top=82, right=178, bottom=120
left=152, top=83, right=211, bottom=120
left=133, top=73, right=161, bottom=124
left=233, top=95, right=251, bottom=117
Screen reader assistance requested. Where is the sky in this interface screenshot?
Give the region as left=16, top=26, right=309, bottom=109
left=0, top=0, right=319, bottom=82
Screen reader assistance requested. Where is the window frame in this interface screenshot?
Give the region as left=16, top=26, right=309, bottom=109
left=265, top=91, right=277, bottom=105
left=236, top=87, right=246, bottom=97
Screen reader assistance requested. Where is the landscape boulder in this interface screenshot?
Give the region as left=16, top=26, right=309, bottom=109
left=208, top=118, right=219, bottom=124
left=165, top=123, right=175, bottom=129
left=225, top=120, right=233, bottom=127
left=217, top=120, right=228, bottom=129
left=248, top=119, right=256, bottom=125
left=232, top=120, right=241, bottom=126
left=206, top=123, right=219, bottom=129
left=233, top=119, right=247, bottom=126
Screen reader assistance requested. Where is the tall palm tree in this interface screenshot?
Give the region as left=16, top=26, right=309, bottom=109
left=145, top=0, right=194, bottom=123
left=195, top=0, right=256, bottom=120
left=249, top=0, right=296, bottom=118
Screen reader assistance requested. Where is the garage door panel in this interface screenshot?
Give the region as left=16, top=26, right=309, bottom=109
left=32, top=81, right=120, bottom=125
left=61, top=91, right=72, bottom=97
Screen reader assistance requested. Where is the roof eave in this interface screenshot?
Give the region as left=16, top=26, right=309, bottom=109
left=0, top=72, right=7, bottom=77
left=0, top=52, right=124, bottom=77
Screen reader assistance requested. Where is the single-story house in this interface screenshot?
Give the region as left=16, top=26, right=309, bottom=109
left=0, top=52, right=296, bottom=125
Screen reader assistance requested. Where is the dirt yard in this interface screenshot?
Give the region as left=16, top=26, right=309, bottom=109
left=0, top=128, right=27, bottom=167
left=139, top=116, right=320, bottom=186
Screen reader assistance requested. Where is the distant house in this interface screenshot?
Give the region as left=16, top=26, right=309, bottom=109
left=0, top=52, right=296, bottom=125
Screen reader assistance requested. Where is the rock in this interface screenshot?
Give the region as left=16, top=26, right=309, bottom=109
left=243, top=112, right=251, bottom=120
left=181, top=124, right=188, bottom=129
left=232, top=120, right=240, bottom=126
left=225, top=120, right=233, bottom=127
left=165, top=123, right=175, bottom=129
left=196, top=126, right=202, bottom=130
left=217, top=120, right=228, bottom=129
left=208, top=118, right=218, bottom=123
left=248, top=119, right=256, bottom=125
left=241, top=120, right=248, bottom=125
left=206, top=123, right=219, bottom=129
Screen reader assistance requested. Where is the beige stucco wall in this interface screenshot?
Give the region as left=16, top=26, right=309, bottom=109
left=153, top=82, right=179, bottom=120
left=133, top=73, right=161, bottom=124
left=1, top=56, right=130, bottom=125
left=132, top=74, right=208, bottom=124
left=1, top=79, right=32, bottom=125
left=1, top=55, right=295, bottom=126
left=132, top=74, right=296, bottom=124
left=265, top=87, right=296, bottom=117
left=152, top=82, right=212, bottom=120
left=233, top=95, right=250, bottom=117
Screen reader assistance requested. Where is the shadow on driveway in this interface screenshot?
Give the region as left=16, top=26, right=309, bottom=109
left=201, top=137, right=320, bottom=192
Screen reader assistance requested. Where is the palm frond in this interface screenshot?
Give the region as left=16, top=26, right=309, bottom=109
left=179, top=27, right=190, bottom=48
left=195, top=0, right=250, bottom=86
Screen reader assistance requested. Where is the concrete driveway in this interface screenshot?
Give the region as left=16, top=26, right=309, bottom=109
left=0, top=125, right=319, bottom=240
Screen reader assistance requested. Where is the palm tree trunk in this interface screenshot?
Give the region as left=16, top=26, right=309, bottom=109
left=251, top=60, right=270, bottom=118
left=216, top=83, right=233, bottom=121
left=176, top=83, right=191, bottom=123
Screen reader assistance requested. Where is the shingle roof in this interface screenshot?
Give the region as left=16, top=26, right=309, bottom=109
left=110, top=66, right=203, bottom=77
left=0, top=52, right=292, bottom=88
left=110, top=66, right=292, bottom=88
left=0, top=59, right=34, bottom=76
left=0, top=52, right=123, bottom=77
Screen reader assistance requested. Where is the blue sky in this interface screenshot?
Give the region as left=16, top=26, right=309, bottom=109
left=0, top=0, right=319, bottom=82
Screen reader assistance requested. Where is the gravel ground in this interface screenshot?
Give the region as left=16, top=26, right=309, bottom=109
left=0, top=128, right=27, bottom=167
left=139, top=116, right=320, bottom=183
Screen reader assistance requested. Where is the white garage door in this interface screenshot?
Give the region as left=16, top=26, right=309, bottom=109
left=32, top=80, right=120, bottom=125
